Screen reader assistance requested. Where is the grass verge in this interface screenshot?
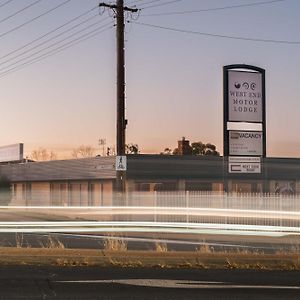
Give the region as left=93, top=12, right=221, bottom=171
left=0, top=247, right=299, bottom=270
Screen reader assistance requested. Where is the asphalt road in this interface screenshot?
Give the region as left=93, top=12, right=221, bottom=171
left=0, top=266, right=299, bottom=299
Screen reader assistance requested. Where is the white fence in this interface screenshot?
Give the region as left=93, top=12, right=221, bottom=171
left=121, top=191, right=300, bottom=228
left=2, top=191, right=300, bottom=230
left=125, top=191, right=300, bottom=211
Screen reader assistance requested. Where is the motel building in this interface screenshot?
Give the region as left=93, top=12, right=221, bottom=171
left=0, top=141, right=300, bottom=207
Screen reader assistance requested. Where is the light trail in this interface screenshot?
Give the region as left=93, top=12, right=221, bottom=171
left=0, top=220, right=299, bottom=231
left=0, top=221, right=298, bottom=236
left=1, top=206, right=300, bottom=220
left=0, top=206, right=299, bottom=236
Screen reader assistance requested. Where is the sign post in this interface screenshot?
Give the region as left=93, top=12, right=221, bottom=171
left=223, top=65, right=266, bottom=191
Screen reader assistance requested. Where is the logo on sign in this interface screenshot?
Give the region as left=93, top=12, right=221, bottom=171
left=234, top=82, right=256, bottom=90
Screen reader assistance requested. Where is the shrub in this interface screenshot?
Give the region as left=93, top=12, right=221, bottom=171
left=0, top=176, right=11, bottom=206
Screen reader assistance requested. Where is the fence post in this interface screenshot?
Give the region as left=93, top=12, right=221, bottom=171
left=225, top=191, right=228, bottom=225
left=154, top=190, right=157, bottom=222
left=186, top=190, right=190, bottom=224
left=280, top=193, right=282, bottom=230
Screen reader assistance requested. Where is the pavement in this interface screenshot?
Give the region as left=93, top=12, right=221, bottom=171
left=0, top=266, right=299, bottom=299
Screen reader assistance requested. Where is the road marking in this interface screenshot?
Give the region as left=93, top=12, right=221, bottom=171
left=54, top=279, right=300, bottom=290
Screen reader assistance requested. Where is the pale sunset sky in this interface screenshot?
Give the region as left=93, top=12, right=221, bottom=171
left=0, top=0, right=299, bottom=158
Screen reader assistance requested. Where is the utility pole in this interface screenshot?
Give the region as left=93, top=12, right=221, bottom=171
left=99, top=1, right=138, bottom=196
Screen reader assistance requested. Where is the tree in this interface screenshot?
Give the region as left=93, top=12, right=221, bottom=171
left=191, top=142, right=220, bottom=156
left=171, top=140, right=220, bottom=156
left=30, top=148, right=57, bottom=161
left=72, top=145, right=95, bottom=158
left=125, top=143, right=139, bottom=154
left=172, top=148, right=179, bottom=155
left=160, top=148, right=172, bottom=155
left=0, top=176, right=12, bottom=205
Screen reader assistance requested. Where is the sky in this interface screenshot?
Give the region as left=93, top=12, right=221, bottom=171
left=0, top=0, right=300, bottom=158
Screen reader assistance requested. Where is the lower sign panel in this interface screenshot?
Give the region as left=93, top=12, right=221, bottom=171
left=229, top=162, right=261, bottom=173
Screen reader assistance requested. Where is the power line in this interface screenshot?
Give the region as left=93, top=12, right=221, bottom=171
left=137, top=0, right=161, bottom=7
left=0, top=25, right=113, bottom=79
left=0, top=0, right=14, bottom=9
left=0, top=0, right=43, bottom=25
left=0, top=23, right=114, bottom=79
left=141, top=0, right=183, bottom=10
left=0, top=18, right=111, bottom=71
left=132, top=21, right=300, bottom=45
left=0, top=0, right=71, bottom=40
left=0, top=20, right=113, bottom=72
left=0, top=5, right=99, bottom=61
left=126, top=0, right=149, bottom=5
left=141, top=0, right=289, bottom=16
left=0, top=14, right=104, bottom=66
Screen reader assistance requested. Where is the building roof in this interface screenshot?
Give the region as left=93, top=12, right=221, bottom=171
left=1, top=155, right=300, bottom=183
left=126, top=155, right=223, bottom=180
left=0, top=156, right=116, bottom=182
left=126, top=155, right=300, bottom=181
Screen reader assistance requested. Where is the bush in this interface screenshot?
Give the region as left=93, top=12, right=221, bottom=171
left=0, top=176, right=12, bottom=206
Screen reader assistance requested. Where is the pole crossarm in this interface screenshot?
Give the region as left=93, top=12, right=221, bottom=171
left=99, top=3, right=139, bottom=13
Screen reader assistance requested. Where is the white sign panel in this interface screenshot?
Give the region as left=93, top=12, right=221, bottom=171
left=229, top=162, right=261, bottom=173
left=229, top=156, right=261, bottom=173
left=0, top=143, right=23, bottom=162
left=229, top=156, right=260, bottom=163
left=229, top=131, right=263, bottom=156
left=115, top=156, right=127, bottom=171
left=228, top=70, right=262, bottom=122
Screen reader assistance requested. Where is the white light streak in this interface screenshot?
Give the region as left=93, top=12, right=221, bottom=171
left=0, top=221, right=298, bottom=236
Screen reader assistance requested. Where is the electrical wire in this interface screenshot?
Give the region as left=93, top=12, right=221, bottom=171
left=141, top=0, right=183, bottom=10
left=138, top=0, right=162, bottom=7
left=0, top=0, right=14, bottom=9
left=0, top=21, right=113, bottom=73
left=0, top=0, right=71, bottom=40
left=0, top=5, right=99, bottom=61
left=0, top=0, right=43, bottom=25
left=132, top=21, right=300, bottom=45
left=0, top=18, right=111, bottom=71
left=141, top=0, right=289, bottom=16
left=0, top=24, right=113, bottom=79
left=0, top=14, right=104, bottom=66
left=0, top=23, right=113, bottom=77
left=126, top=0, right=149, bottom=5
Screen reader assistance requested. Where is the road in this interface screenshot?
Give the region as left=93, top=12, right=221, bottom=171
left=0, top=266, right=299, bottom=299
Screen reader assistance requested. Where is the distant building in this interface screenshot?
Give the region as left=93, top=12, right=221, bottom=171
left=177, top=137, right=192, bottom=155
left=0, top=155, right=300, bottom=206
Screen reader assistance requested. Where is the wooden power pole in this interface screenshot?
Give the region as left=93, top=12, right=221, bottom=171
left=99, top=1, right=138, bottom=194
